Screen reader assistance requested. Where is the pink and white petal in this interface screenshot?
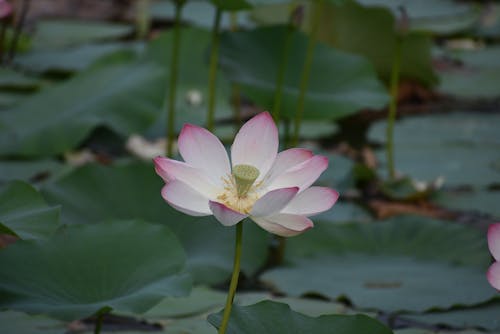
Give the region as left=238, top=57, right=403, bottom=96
left=250, top=187, right=299, bottom=217
left=263, top=148, right=313, bottom=185
left=231, top=112, right=278, bottom=177
left=488, top=223, right=500, bottom=261
left=266, top=155, right=328, bottom=192
left=178, top=124, right=230, bottom=184
left=487, top=261, right=500, bottom=291
left=209, top=201, right=247, bottom=226
left=154, top=157, right=218, bottom=198
left=161, top=180, right=211, bottom=216
left=251, top=214, right=313, bottom=237
left=282, top=187, right=339, bottom=216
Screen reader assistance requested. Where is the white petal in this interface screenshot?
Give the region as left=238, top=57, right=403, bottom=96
left=161, top=180, right=211, bottom=216
left=267, top=155, right=328, bottom=192
left=154, top=157, right=218, bottom=198
left=251, top=214, right=313, bottom=237
left=178, top=124, right=230, bottom=184
left=209, top=201, right=247, bottom=226
left=283, top=187, right=339, bottom=216
left=231, top=112, right=278, bottom=178
left=488, top=223, right=500, bottom=261
left=487, top=261, right=500, bottom=291
left=251, top=187, right=299, bottom=217
left=264, top=148, right=313, bottom=185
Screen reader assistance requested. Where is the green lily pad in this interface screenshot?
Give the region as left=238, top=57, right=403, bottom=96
left=0, top=68, right=40, bottom=90
left=218, top=26, right=389, bottom=121
left=316, top=1, right=438, bottom=86
left=208, top=300, right=393, bottom=333
left=357, top=0, right=479, bottom=35
left=0, top=159, right=67, bottom=186
left=0, top=311, right=66, bottom=334
left=437, top=47, right=500, bottom=99
left=31, top=19, right=133, bottom=50
left=0, top=55, right=166, bottom=157
left=261, top=216, right=495, bottom=312
left=42, top=161, right=269, bottom=285
left=402, top=299, right=500, bottom=331
left=369, top=112, right=500, bottom=187
left=432, top=189, right=500, bottom=219
left=0, top=220, right=191, bottom=320
left=143, top=27, right=234, bottom=135
left=150, top=1, right=255, bottom=29
left=0, top=181, right=59, bottom=240
left=15, top=42, right=144, bottom=73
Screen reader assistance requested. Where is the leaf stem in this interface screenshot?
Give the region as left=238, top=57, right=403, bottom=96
left=291, top=0, right=324, bottom=147
left=93, top=310, right=107, bottom=334
left=207, top=7, right=222, bottom=132
left=386, top=36, right=402, bottom=180
left=271, top=20, right=295, bottom=124
left=135, top=0, right=151, bottom=40
left=218, top=222, right=243, bottom=334
left=166, top=1, right=184, bottom=157
left=7, top=0, right=30, bottom=63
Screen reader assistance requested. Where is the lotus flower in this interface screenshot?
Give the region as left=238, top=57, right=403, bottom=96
left=154, top=112, right=338, bottom=237
left=0, top=0, right=12, bottom=19
left=487, top=223, right=500, bottom=291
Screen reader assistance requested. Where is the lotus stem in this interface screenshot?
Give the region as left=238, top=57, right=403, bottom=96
left=271, top=20, right=294, bottom=124
left=7, top=0, right=30, bottom=63
left=166, top=1, right=184, bottom=157
left=206, top=7, right=222, bottom=132
left=291, top=0, right=324, bottom=147
left=218, top=222, right=243, bottom=334
left=135, top=0, right=151, bottom=40
left=386, top=36, right=402, bottom=180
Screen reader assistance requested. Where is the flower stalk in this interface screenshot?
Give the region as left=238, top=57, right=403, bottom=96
left=291, top=0, right=324, bottom=147
left=206, top=7, right=222, bottom=132
left=386, top=7, right=407, bottom=180
left=166, top=0, right=185, bottom=157
left=135, top=0, right=151, bottom=40
left=7, top=0, right=30, bottom=63
left=385, top=36, right=401, bottom=180
left=218, top=222, right=244, bottom=334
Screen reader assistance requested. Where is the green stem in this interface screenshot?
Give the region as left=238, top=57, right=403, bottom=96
left=229, top=12, right=242, bottom=134
left=386, top=36, right=402, bottom=180
left=218, top=222, right=243, bottom=334
left=166, top=2, right=184, bottom=157
left=8, top=0, right=30, bottom=63
left=271, top=22, right=295, bottom=124
left=94, top=311, right=105, bottom=334
left=135, top=0, right=151, bottom=40
left=206, top=8, right=222, bottom=132
left=291, top=0, right=324, bottom=147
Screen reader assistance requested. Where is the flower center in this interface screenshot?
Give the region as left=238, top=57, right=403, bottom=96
left=216, top=164, right=261, bottom=214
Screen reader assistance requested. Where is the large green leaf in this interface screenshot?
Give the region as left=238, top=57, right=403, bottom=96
left=42, top=161, right=268, bottom=285
left=357, top=0, right=479, bottom=35
left=369, top=112, right=500, bottom=186
left=0, top=181, right=59, bottom=240
left=432, top=189, right=500, bottom=219
left=31, top=19, right=133, bottom=50
left=315, top=1, right=438, bottom=86
left=437, top=47, right=500, bottom=99
left=0, top=311, right=66, bottom=334
left=0, top=220, right=191, bottom=320
left=0, top=159, right=67, bottom=186
left=15, top=42, right=144, bottom=73
left=143, top=28, right=234, bottom=135
left=150, top=1, right=255, bottom=29
left=218, top=26, right=388, bottom=121
left=0, top=68, right=40, bottom=90
left=208, top=300, right=393, bottom=334
left=0, top=56, right=166, bottom=157
left=261, top=216, right=495, bottom=312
